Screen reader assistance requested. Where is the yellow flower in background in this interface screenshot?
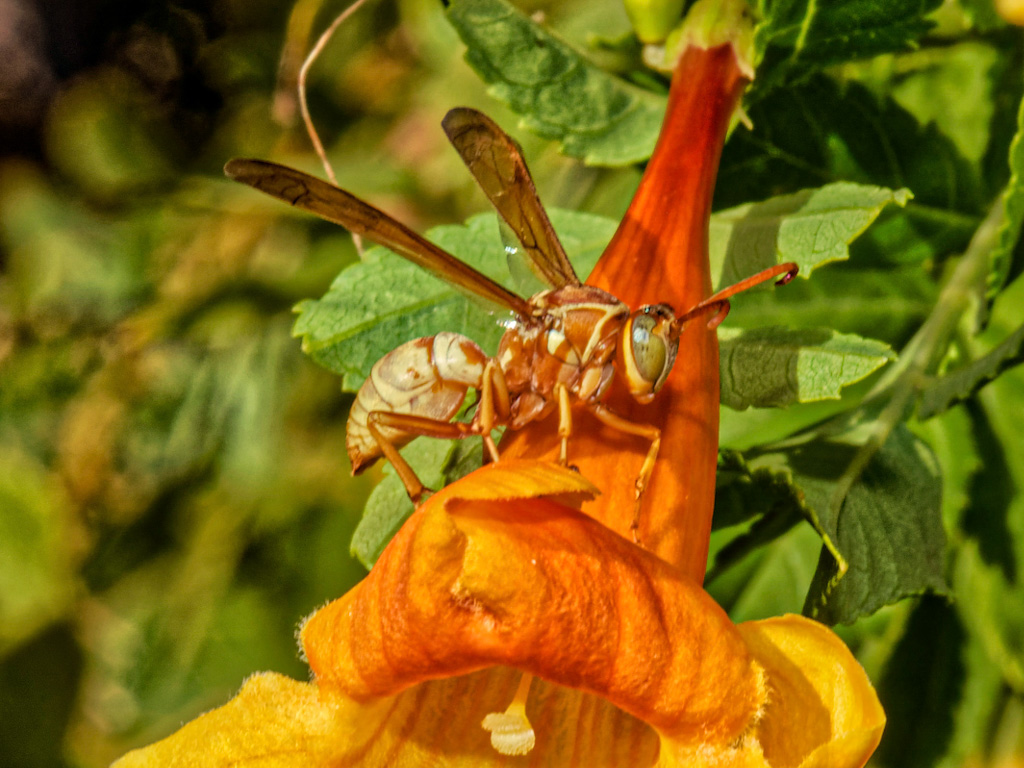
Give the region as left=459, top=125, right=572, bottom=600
left=997, top=0, right=1024, bottom=26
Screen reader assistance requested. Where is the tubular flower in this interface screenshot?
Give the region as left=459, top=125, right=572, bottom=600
left=499, top=0, right=759, bottom=579
left=112, top=3, right=884, bottom=766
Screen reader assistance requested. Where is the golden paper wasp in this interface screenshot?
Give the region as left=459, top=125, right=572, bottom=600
left=225, top=108, right=796, bottom=534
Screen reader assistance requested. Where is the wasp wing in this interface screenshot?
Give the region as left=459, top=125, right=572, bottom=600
left=224, top=158, right=532, bottom=316
left=442, top=108, right=581, bottom=289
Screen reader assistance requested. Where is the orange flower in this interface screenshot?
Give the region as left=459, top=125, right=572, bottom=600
left=112, top=4, right=885, bottom=766
left=112, top=461, right=883, bottom=768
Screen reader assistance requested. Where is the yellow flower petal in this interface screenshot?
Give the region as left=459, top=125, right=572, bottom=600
left=111, top=672, right=387, bottom=767
left=739, top=615, right=885, bottom=768
left=656, top=615, right=885, bottom=768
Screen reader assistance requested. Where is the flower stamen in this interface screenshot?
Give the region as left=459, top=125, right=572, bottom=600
left=481, top=672, right=536, bottom=756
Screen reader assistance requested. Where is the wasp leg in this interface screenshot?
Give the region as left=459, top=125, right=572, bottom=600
left=555, top=383, right=572, bottom=466
left=586, top=403, right=661, bottom=544
left=367, top=412, right=495, bottom=505
left=477, top=360, right=511, bottom=464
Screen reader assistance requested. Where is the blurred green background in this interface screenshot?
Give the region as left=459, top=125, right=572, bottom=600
left=0, top=1, right=644, bottom=765
left=7, top=0, right=1024, bottom=767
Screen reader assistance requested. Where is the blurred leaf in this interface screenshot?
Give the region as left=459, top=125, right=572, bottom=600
left=983, top=93, right=1024, bottom=311
left=712, top=523, right=823, bottom=623
left=919, top=319, right=1024, bottom=419
left=445, top=0, right=665, bottom=165
left=754, top=0, right=943, bottom=95
left=719, top=326, right=893, bottom=410
left=884, top=42, right=1000, bottom=165
left=0, top=450, right=78, bottom=655
left=192, top=586, right=307, bottom=691
left=44, top=69, right=179, bottom=200
left=872, top=598, right=969, bottom=768
left=912, top=403, right=980, bottom=530
left=83, top=491, right=254, bottom=741
left=215, top=322, right=296, bottom=492
left=793, top=425, right=949, bottom=624
left=954, top=540, right=1024, bottom=692
left=710, top=182, right=911, bottom=288
left=0, top=161, right=150, bottom=329
left=959, top=0, right=1008, bottom=30
left=952, top=353, right=1024, bottom=693
left=293, top=209, right=615, bottom=390
left=934, top=628, right=1008, bottom=768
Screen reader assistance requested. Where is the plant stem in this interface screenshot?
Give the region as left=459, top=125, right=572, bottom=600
left=826, top=198, right=1003, bottom=523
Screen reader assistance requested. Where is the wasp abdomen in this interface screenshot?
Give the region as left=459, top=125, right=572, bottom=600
left=346, top=332, right=488, bottom=473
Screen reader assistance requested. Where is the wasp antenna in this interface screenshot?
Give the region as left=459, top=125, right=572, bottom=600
left=672, top=261, right=798, bottom=334
left=708, top=261, right=799, bottom=305
left=672, top=298, right=731, bottom=333
left=706, top=300, right=732, bottom=329
left=774, top=262, right=800, bottom=286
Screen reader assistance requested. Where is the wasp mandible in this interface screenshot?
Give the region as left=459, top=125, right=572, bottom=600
left=225, top=108, right=796, bottom=534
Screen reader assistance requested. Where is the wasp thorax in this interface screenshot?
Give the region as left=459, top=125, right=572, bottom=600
left=618, top=305, right=678, bottom=403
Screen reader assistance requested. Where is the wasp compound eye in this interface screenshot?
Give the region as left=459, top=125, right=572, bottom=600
left=631, top=314, right=667, bottom=383
left=618, top=306, right=679, bottom=403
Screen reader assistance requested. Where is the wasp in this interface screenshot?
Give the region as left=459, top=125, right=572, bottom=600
left=225, top=108, right=796, bottom=533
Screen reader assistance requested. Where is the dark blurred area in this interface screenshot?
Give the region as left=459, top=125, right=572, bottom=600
left=2, top=0, right=241, bottom=162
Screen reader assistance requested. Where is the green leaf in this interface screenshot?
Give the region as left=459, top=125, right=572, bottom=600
left=708, top=451, right=818, bottom=616
left=713, top=448, right=808, bottom=529
left=293, top=209, right=616, bottom=390
left=919, top=320, right=1024, bottom=419
left=753, top=0, right=943, bottom=95
left=720, top=395, right=855, bottom=451
left=350, top=438, right=485, bottom=569
left=710, top=182, right=912, bottom=288
left=791, top=424, right=949, bottom=624
left=717, top=76, right=983, bottom=266
left=983, top=93, right=1024, bottom=309
left=719, top=326, right=894, bottom=410
left=445, top=0, right=666, bottom=165
left=709, top=450, right=809, bottom=587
